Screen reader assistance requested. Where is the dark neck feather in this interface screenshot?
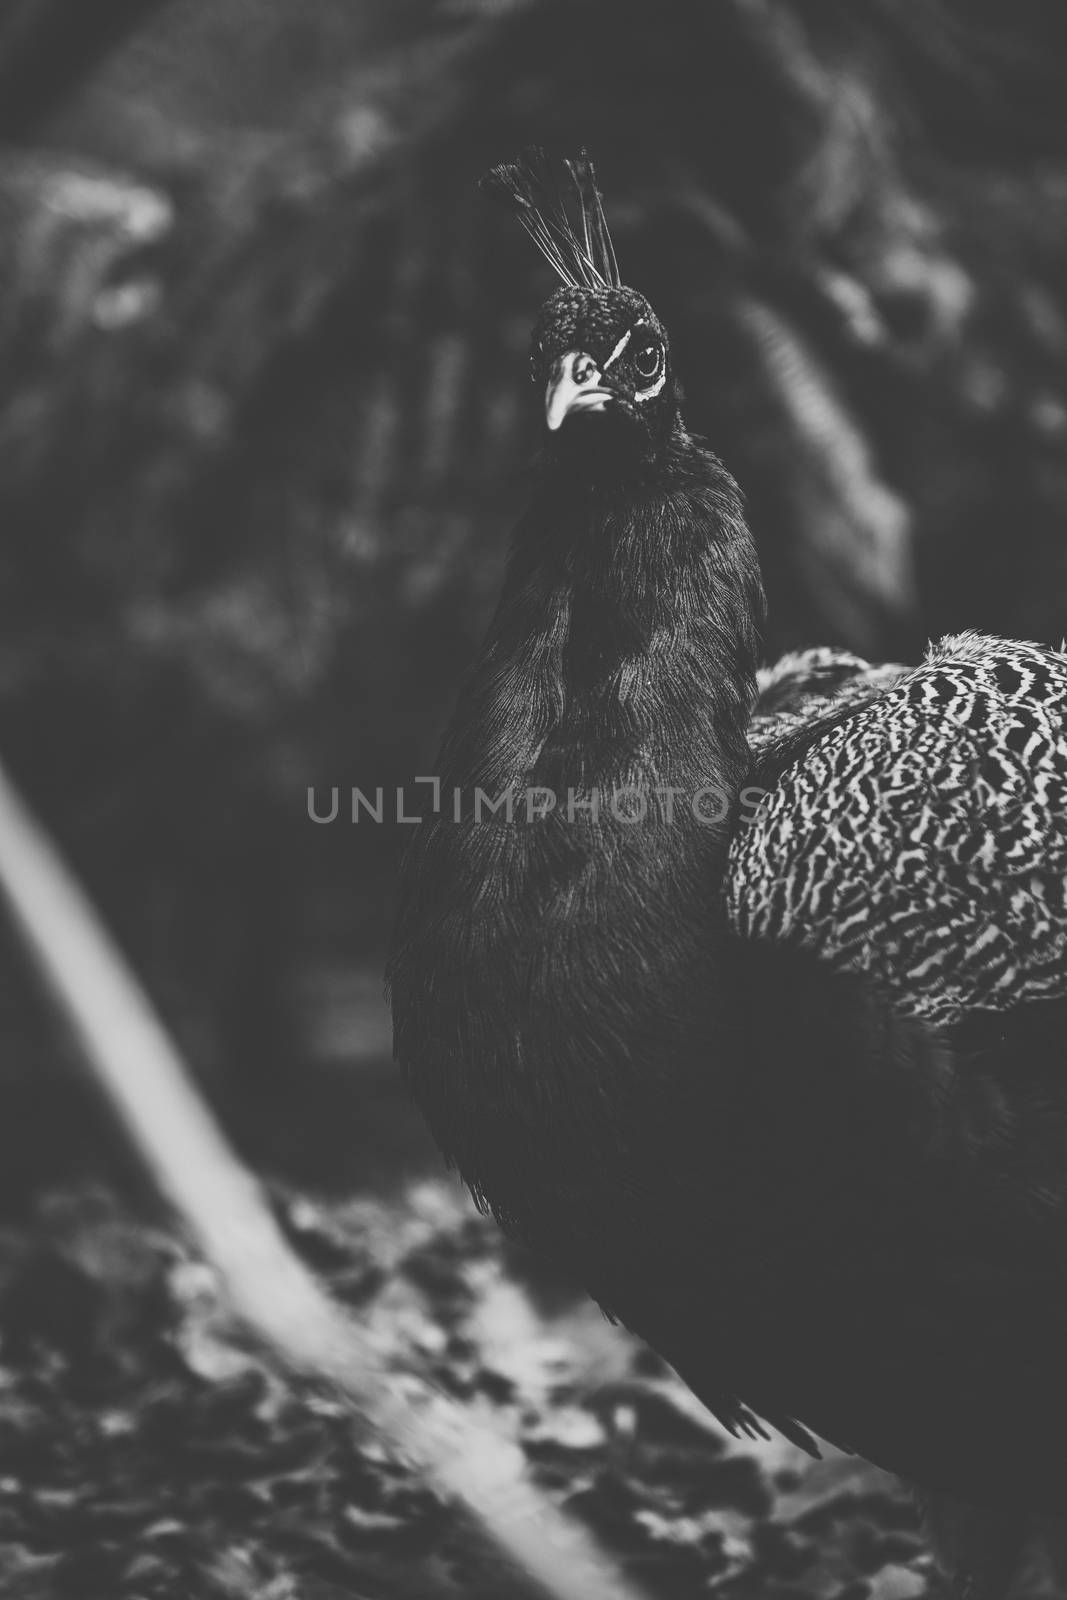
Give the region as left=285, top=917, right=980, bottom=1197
left=390, top=430, right=765, bottom=1256
left=441, top=430, right=764, bottom=808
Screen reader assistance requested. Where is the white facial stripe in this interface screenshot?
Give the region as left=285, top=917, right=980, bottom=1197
left=602, top=328, right=632, bottom=370
left=634, top=367, right=667, bottom=403
left=601, top=320, right=665, bottom=400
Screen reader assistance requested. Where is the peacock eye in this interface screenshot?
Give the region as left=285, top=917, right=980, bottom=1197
left=632, top=340, right=662, bottom=380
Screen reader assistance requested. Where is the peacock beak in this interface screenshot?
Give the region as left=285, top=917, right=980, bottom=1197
left=545, top=350, right=613, bottom=431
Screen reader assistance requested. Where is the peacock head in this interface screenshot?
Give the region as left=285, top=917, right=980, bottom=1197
left=483, top=150, right=681, bottom=462
left=530, top=284, right=675, bottom=441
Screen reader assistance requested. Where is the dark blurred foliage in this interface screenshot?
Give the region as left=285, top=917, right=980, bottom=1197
left=1, top=0, right=1067, bottom=1180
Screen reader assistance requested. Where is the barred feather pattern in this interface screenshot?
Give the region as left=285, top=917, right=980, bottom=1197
left=749, top=646, right=908, bottom=755
left=728, top=632, right=1067, bottom=1025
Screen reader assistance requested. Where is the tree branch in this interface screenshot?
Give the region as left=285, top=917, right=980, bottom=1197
left=0, top=753, right=650, bottom=1600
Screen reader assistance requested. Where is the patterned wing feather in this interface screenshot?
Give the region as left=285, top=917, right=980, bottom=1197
left=729, top=633, right=1067, bottom=1025
left=749, top=646, right=908, bottom=755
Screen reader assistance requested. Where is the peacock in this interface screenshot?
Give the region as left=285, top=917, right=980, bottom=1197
left=388, top=150, right=1067, bottom=1598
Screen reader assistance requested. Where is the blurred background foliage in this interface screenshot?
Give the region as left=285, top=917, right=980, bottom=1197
left=2, top=0, right=1067, bottom=1201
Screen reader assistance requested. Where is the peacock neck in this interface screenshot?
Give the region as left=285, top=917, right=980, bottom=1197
left=439, top=432, right=765, bottom=829
left=390, top=436, right=767, bottom=1240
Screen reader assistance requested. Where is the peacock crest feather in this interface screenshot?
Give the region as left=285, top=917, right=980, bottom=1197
left=481, top=147, right=620, bottom=290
